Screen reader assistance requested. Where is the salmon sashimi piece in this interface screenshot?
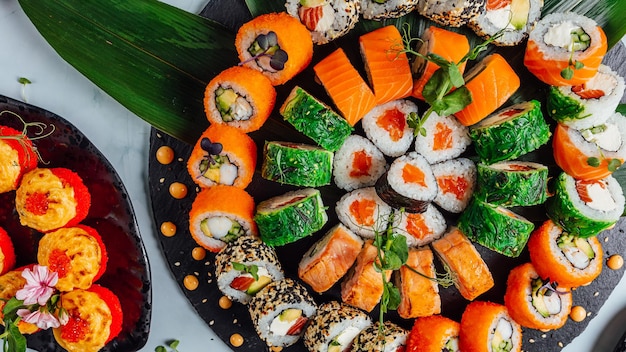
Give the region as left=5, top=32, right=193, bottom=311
left=341, top=240, right=391, bottom=312
left=431, top=227, right=494, bottom=301
left=412, top=26, right=470, bottom=101
left=454, top=53, right=520, bottom=126
left=314, top=48, right=377, bottom=126
left=397, top=247, right=441, bottom=319
left=402, top=163, right=427, bottom=187
left=524, top=24, right=607, bottom=87
left=298, top=224, right=364, bottom=293
left=486, top=0, right=510, bottom=10
left=359, top=25, right=413, bottom=105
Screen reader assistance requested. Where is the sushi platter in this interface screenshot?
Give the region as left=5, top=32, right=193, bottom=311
left=147, top=0, right=626, bottom=351
left=0, top=94, right=151, bottom=351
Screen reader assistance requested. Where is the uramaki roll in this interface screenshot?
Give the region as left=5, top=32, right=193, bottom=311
left=53, top=285, right=123, bottom=352
left=528, top=219, right=603, bottom=288
left=504, top=262, right=572, bottom=331
left=406, top=315, right=460, bottom=352
left=15, top=167, right=91, bottom=233
left=187, top=123, right=256, bottom=189
left=37, top=225, right=108, bottom=292
left=0, top=125, right=38, bottom=194
left=459, top=301, right=522, bottom=352
left=204, top=66, right=276, bottom=133
left=188, top=185, right=258, bottom=253
left=236, top=12, right=313, bottom=86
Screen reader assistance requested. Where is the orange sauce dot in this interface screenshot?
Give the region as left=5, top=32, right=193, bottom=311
left=607, top=255, right=624, bottom=270
left=156, top=146, right=175, bottom=165
left=219, top=296, right=232, bottom=310
left=570, top=306, right=586, bottom=322
left=169, top=182, right=188, bottom=199
left=270, top=346, right=283, bottom=352
left=183, top=275, right=199, bottom=291
left=192, top=247, right=206, bottom=261
left=160, top=222, right=177, bottom=237
left=230, top=333, right=244, bottom=347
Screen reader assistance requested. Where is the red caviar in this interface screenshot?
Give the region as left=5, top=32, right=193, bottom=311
left=24, top=192, right=49, bottom=215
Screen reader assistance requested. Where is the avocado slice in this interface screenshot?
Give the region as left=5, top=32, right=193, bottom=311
left=216, top=88, right=237, bottom=114
left=246, top=275, right=272, bottom=295
left=200, top=219, right=212, bottom=237
left=509, top=0, right=530, bottom=30
left=279, top=308, right=302, bottom=322
left=574, top=237, right=595, bottom=259
left=299, top=0, right=324, bottom=6
left=531, top=278, right=551, bottom=318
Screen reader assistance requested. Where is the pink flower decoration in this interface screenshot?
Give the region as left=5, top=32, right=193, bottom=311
left=15, top=265, right=58, bottom=306
left=17, top=308, right=60, bottom=330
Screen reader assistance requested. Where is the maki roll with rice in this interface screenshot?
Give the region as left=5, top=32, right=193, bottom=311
left=504, top=263, right=572, bottom=331
left=469, top=100, right=551, bottom=165
left=474, top=161, right=549, bottom=207
left=15, top=167, right=91, bottom=233
left=236, top=12, right=313, bottom=85
left=0, top=125, right=37, bottom=194
left=552, top=112, right=626, bottom=180
left=261, top=141, right=333, bottom=187
left=361, top=0, right=418, bottom=20
left=468, top=0, right=543, bottom=46
left=406, top=315, right=460, bottom=352
left=255, top=188, right=328, bottom=246
left=547, top=64, right=625, bottom=130
left=215, top=235, right=284, bottom=304
left=524, top=12, right=608, bottom=86
left=546, top=172, right=625, bottom=238
left=414, top=112, right=471, bottom=164
left=392, top=204, right=447, bottom=247
left=279, top=86, right=353, bottom=152
left=528, top=220, right=603, bottom=288
left=375, top=152, right=438, bottom=213
left=431, top=158, right=476, bottom=213
left=284, top=0, right=360, bottom=45
left=248, top=278, right=317, bottom=347
left=335, top=187, right=392, bottom=239
left=303, top=301, right=372, bottom=352
left=351, top=321, right=408, bottom=351
left=361, top=99, right=417, bottom=157
left=188, top=185, right=258, bottom=253
left=187, top=124, right=256, bottom=189
left=203, top=66, right=276, bottom=133
left=299, top=224, right=363, bottom=293
left=459, top=301, right=522, bottom=352
left=458, top=197, right=534, bottom=258
left=416, top=0, right=486, bottom=27
left=333, top=135, right=387, bottom=192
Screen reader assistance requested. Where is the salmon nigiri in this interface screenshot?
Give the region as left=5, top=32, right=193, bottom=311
left=453, top=53, right=520, bottom=126
left=359, top=25, right=413, bottom=105
left=524, top=13, right=607, bottom=86
left=411, top=26, right=470, bottom=101
left=298, top=224, right=364, bottom=293
left=341, top=240, right=391, bottom=312
left=314, top=48, right=377, bottom=126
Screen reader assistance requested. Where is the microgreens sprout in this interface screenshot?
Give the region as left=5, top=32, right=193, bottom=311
left=535, top=278, right=568, bottom=297
left=17, top=78, right=31, bottom=103
left=0, top=110, right=55, bottom=165
left=231, top=262, right=259, bottom=281
left=155, top=339, right=180, bottom=352
left=239, top=31, right=288, bottom=71
left=398, top=24, right=503, bottom=137
left=560, top=32, right=585, bottom=80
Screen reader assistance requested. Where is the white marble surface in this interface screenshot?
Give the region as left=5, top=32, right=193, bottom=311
left=0, top=1, right=625, bottom=351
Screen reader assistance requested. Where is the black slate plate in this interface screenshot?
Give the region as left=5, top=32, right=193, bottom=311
left=0, top=95, right=151, bottom=352
left=148, top=1, right=626, bottom=351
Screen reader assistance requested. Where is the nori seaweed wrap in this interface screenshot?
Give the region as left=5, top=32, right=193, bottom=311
left=458, top=197, right=535, bottom=257
left=280, top=86, right=354, bottom=152
left=474, top=161, right=549, bottom=207
left=261, top=141, right=333, bottom=187
left=254, top=188, right=328, bottom=246
left=546, top=172, right=625, bottom=238
left=469, top=100, right=551, bottom=164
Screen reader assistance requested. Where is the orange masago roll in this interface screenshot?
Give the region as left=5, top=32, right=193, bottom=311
left=460, top=301, right=522, bottom=352
left=359, top=25, right=413, bottom=105
left=406, top=315, right=460, bottom=352
left=187, top=123, right=256, bottom=189
left=314, top=48, right=377, bottom=126
left=411, top=26, right=470, bottom=101
left=454, top=53, right=520, bottom=126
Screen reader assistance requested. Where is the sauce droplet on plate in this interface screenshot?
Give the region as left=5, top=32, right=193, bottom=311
left=169, top=182, right=188, bottom=199
left=156, top=146, right=175, bottom=165
left=219, top=296, right=232, bottom=310
left=160, top=221, right=177, bottom=237
left=607, top=254, right=624, bottom=270
left=183, top=274, right=199, bottom=291
left=192, top=247, right=206, bottom=261
left=230, top=333, right=244, bottom=347
left=570, top=306, right=586, bottom=322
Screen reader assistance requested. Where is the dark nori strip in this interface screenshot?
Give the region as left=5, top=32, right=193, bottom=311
left=375, top=171, right=429, bottom=213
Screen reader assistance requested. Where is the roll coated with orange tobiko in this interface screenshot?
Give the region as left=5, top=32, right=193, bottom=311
left=37, top=225, right=108, bottom=292
left=204, top=66, right=276, bottom=133
left=53, top=284, right=123, bottom=352
left=459, top=301, right=522, bottom=352
left=406, top=315, right=460, bottom=352
left=15, top=167, right=91, bottom=233
left=187, top=124, right=256, bottom=189
left=0, top=125, right=38, bottom=194
left=0, top=227, right=16, bottom=276
left=236, top=12, right=313, bottom=86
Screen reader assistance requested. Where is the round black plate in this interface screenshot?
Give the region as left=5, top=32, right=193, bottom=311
left=0, top=94, right=151, bottom=352
left=148, top=1, right=626, bottom=351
